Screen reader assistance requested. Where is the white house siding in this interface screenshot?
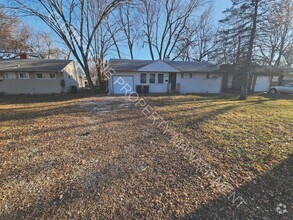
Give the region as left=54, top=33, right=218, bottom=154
left=138, top=60, right=179, bottom=72
left=110, top=72, right=169, bottom=94
left=63, top=62, right=81, bottom=92
left=0, top=72, right=64, bottom=94
left=177, top=73, right=222, bottom=94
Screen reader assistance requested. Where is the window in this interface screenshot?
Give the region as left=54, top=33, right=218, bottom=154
left=181, top=73, right=191, bottom=79
left=207, top=74, right=218, bottom=79
left=284, top=76, right=293, bottom=81
left=36, top=73, right=44, bottom=79
left=272, top=76, right=279, bottom=82
left=18, top=72, right=30, bottom=79
left=150, top=73, right=155, bottom=83
left=36, top=73, right=56, bottom=79
left=158, top=74, right=164, bottom=84
left=4, top=72, right=16, bottom=79
left=49, top=73, right=56, bottom=79
left=141, top=73, right=147, bottom=84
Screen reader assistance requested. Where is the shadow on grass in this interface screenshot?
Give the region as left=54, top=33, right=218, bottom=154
left=157, top=98, right=272, bottom=130
left=0, top=92, right=291, bottom=219
left=183, top=155, right=293, bottom=220
left=0, top=93, right=94, bottom=104
left=259, top=93, right=293, bottom=101
left=0, top=104, right=82, bottom=122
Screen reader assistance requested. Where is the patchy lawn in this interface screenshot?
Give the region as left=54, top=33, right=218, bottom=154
left=146, top=94, right=293, bottom=173
left=0, top=94, right=292, bottom=219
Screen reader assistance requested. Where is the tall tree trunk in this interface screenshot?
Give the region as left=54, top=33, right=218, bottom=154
left=239, top=0, right=259, bottom=100
left=96, top=57, right=104, bottom=91
left=84, top=62, right=95, bottom=92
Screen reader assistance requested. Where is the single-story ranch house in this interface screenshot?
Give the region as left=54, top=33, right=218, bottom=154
left=109, top=59, right=222, bottom=94
left=221, top=64, right=293, bottom=92
left=0, top=59, right=84, bottom=94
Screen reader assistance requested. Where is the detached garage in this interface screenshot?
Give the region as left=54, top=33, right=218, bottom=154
left=254, top=76, right=271, bottom=92
left=221, top=64, right=293, bottom=92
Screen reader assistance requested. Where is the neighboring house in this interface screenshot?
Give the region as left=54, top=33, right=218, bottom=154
left=0, top=59, right=85, bottom=94
left=108, top=59, right=222, bottom=94
left=221, top=64, right=293, bottom=92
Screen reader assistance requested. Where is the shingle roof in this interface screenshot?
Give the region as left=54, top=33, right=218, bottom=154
left=109, top=59, right=152, bottom=72
left=166, top=61, right=219, bottom=72
left=220, top=63, right=293, bottom=75
left=0, top=59, right=73, bottom=72
left=109, top=59, right=220, bottom=72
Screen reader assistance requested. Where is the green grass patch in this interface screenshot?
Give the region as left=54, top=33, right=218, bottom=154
left=146, top=94, right=293, bottom=173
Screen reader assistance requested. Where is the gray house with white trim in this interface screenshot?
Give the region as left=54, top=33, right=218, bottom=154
left=0, top=59, right=84, bottom=94
left=109, top=59, right=222, bottom=94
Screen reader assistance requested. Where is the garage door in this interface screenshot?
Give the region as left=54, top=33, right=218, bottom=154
left=113, top=76, right=134, bottom=94
left=254, top=76, right=271, bottom=92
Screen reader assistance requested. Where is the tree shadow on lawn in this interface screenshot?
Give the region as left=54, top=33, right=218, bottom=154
left=1, top=114, right=142, bottom=142
left=0, top=99, right=136, bottom=123
left=166, top=99, right=271, bottom=129
left=259, top=93, right=293, bottom=101
left=147, top=94, right=274, bottom=110
left=183, top=155, right=293, bottom=220
left=146, top=94, right=238, bottom=106
left=0, top=93, right=93, bottom=104
left=0, top=104, right=84, bottom=122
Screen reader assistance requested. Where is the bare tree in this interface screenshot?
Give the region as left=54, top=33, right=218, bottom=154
left=0, top=8, right=31, bottom=57
left=174, top=6, right=217, bottom=61
left=283, top=45, right=293, bottom=67
left=139, top=0, right=200, bottom=60
left=116, top=1, right=141, bottom=59
left=256, top=0, right=293, bottom=66
left=89, top=21, right=116, bottom=90
left=194, top=7, right=216, bottom=61
left=29, top=31, right=68, bottom=59
left=106, top=20, right=123, bottom=59
left=8, top=0, right=124, bottom=91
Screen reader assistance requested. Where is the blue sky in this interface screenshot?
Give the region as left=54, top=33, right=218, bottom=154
left=1, top=0, right=232, bottom=60
left=129, top=0, right=232, bottom=60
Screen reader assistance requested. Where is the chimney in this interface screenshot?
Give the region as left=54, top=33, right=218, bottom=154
left=164, top=56, right=170, bottom=61
left=20, top=53, right=29, bottom=59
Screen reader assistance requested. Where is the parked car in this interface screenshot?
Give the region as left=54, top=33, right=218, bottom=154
left=269, top=83, right=293, bottom=94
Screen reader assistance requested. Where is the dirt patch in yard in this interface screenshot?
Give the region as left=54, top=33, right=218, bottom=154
left=0, top=94, right=292, bottom=219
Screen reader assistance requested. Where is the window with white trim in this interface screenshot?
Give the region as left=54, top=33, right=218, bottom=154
left=5, top=72, right=16, bottom=79
left=49, top=73, right=56, bottom=79
left=141, top=73, right=147, bottom=84
left=18, top=72, right=30, bottom=79
left=36, top=73, right=56, bottom=79
left=150, top=73, right=155, bottom=84
left=207, top=74, right=218, bottom=79
left=181, top=73, right=191, bottom=79
left=158, top=74, right=164, bottom=83
left=36, top=73, right=44, bottom=79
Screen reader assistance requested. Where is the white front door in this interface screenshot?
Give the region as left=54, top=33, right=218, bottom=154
left=254, top=76, right=271, bottom=92
left=113, top=76, right=134, bottom=94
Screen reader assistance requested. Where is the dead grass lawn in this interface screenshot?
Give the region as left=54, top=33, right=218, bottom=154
left=0, top=94, right=292, bottom=219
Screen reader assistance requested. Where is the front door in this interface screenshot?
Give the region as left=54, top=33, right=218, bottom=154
left=169, top=73, right=177, bottom=91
